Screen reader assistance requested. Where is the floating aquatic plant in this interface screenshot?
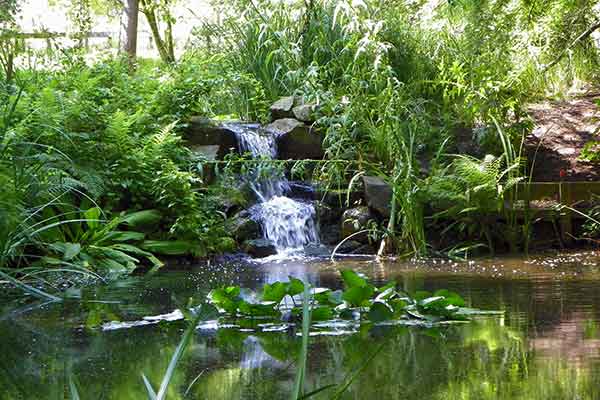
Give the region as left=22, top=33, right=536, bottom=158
left=207, top=269, right=496, bottom=330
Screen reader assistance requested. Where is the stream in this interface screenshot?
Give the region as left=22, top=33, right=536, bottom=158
left=2, top=252, right=600, bottom=399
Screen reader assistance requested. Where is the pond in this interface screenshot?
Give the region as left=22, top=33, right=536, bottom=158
left=2, top=251, right=600, bottom=399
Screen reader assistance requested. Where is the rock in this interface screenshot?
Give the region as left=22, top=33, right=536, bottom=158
left=242, top=239, right=277, bottom=258
left=229, top=211, right=261, bottom=242
left=292, top=104, right=317, bottom=123
left=185, top=117, right=239, bottom=159
left=341, top=206, right=373, bottom=243
left=316, top=201, right=341, bottom=225
left=304, top=243, right=330, bottom=257
left=317, top=187, right=364, bottom=208
left=315, top=201, right=343, bottom=245
left=334, top=240, right=363, bottom=254
left=362, top=176, right=392, bottom=218
left=354, top=243, right=376, bottom=255
left=286, top=181, right=316, bottom=200
left=270, top=96, right=295, bottom=120
left=320, top=225, right=341, bottom=245
left=267, top=118, right=324, bottom=160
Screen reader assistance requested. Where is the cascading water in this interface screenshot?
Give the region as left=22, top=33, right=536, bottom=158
left=226, top=123, right=319, bottom=255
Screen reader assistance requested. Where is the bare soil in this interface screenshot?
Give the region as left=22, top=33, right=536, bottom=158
left=525, top=92, right=600, bottom=181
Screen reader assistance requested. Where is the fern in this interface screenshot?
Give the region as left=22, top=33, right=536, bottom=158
left=105, top=110, right=134, bottom=150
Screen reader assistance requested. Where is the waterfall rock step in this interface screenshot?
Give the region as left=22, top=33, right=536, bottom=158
left=270, top=96, right=295, bottom=120
left=266, top=118, right=324, bottom=160
left=185, top=117, right=240, bottom=159
left=242, top=239, right=278, bottom=258
left=228, top=210, right=261, bottom=243
left=270, top=96, right=319, bottom=123
left=185, top=117, right=324, bottom=161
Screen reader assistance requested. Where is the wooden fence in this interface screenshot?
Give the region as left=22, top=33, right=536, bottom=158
left=516, top=182, right=600, bottom=244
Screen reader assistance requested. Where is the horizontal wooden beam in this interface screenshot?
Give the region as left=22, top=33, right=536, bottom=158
left=0, top=31, right=114, bottom=40
left=516, top=182, right=600, bottom=202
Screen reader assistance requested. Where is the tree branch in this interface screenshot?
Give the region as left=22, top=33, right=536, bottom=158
left=542, top=19, right=600, bottom=73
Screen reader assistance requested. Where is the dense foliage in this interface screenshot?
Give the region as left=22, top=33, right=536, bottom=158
left=1, top=0, right=600, bottom=289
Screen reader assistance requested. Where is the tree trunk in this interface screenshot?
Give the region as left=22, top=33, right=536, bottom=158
left=139, top=0, right=175, bottom=64
left=124, top=0, right=139, bottom=61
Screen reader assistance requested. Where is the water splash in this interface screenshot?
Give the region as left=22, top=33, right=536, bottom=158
left=228, top=123, right=319, bottom=255
left=253, top=196, right=319, bottom=251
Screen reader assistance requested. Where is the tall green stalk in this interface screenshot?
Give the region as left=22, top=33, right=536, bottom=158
left=292, top=281, right=312, bottom=400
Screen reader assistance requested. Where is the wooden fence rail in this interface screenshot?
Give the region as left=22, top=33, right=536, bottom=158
left=516, top=182, right=600, bottom=244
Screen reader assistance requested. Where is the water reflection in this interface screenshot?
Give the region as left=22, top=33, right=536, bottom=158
left=2, top=252, right=600, bottom=399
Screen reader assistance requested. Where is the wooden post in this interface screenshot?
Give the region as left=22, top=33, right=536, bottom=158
left=559, top=182, right=573, bottom=245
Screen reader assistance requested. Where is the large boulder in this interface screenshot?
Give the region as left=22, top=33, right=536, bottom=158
left=229, top=211, right=261, bottom=242
left=243, top=239, right=277, bottom=258
left=185, top=117, right=239, bottom=159
left=341, top=206, right=374, bottom=243
left=267, top=118, right=324, bottom=160
left=270, top=96, right=295, bottom=120
left=362, top=176, right=392, bottom=218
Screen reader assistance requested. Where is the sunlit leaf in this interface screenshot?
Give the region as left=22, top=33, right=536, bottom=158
left=340, top=269, right=368, bottom=288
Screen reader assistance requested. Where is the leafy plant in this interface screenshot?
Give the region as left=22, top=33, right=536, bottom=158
left=207, top=269, right=492, bottom=327
left=36, top=207, right=164, bottom=276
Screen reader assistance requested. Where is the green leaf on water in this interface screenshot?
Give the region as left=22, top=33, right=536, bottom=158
left=314, top=289, right=343, bottom=307
left=434, top=289, right=466, bottom=307
left=340, top=269, right=368, bottom=288
left=368, top=301, right=393, bottom=322
left=262, top=282, right=288, bottom=303
left=413, top=290, right=432, bottom=301
left=208, top=286, right=241, bottom=314
left=238, top=301, right=278, bottom=317
left=288, top=277, right=305, bottom=296
left=342, top=285, right=374, bottom=307
left=311, top=306, right=334, bottom=321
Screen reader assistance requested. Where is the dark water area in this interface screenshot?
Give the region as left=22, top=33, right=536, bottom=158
left=3, top=252, right=600, bottom=399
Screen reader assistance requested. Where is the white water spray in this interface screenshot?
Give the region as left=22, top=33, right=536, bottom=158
left=227, top=123, right=319, bottom=254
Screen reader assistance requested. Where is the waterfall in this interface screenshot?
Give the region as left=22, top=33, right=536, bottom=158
left=226, top=123, right=319, bottom=255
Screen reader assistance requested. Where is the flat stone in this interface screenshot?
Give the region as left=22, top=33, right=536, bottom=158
left=334, top=240, right=363, bottom=254
left=270, top=96, right=295, bottom=120
left=286, top=181, right=316, bottom=200
left=362, top=175, right=392, bottom=218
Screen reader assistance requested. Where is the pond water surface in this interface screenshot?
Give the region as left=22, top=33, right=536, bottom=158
left=3, top=252, right=600, bottom=399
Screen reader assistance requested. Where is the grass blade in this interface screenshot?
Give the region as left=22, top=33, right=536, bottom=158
left=68, top=374, right=80, bottom=400
left=331, top=343, right=385, bottom=399
left=141, top=373, right=158, bottom=400
left=292, top=281, right=311, bottom=400
left=0, top=269, right=61, bottom=301
left=298, top=384, right=336, bottom=399
left=143, top=304, right=217, bottom=400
